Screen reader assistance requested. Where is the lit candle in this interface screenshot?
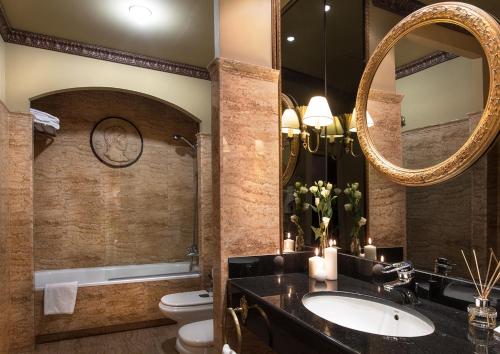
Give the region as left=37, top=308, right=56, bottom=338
left=380, top=255, right=385, bottom=263
left=284, top=232, right=295, bottom=253
left=324, top=239, right=338, bottom=280
left=364, top=237, right=377, bottom=260
left=308, top=248, right=325, bottom=278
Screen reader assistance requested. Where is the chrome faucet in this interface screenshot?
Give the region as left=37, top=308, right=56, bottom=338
left=382, top=261, right=419, bottom=304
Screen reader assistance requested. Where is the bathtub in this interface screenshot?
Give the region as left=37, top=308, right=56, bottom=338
left=35, top=261, right=200, bottom=289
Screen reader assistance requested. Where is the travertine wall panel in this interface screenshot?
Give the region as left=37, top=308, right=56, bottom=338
left=32, top=90, right=198, bottom=270
left=0, top=101, right=10, bottom=354
left=366, top=89, right=406, bottom=248
left=404, top=114, right=497, bottom=277
left=210, top=58, right=280, bottom=350
left=35, top=276, right=200, bottom=335
left=197, top=133, right=214, bottom=288
left=8, top=111, right=34, bottom=353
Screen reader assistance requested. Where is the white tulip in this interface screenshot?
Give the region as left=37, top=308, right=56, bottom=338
left=326, top=183, right=333, bottom=190
left=310, top=186, right=318, bottom=193
left=318, top=180, right=324, bottom=187
left=334, top=188, right=342, bottom=195
left=344, top=203, right=352, bottom=212
left=315, top=197, right=320, bottom=207
left=322, top=217, right=331, bottom=228
left=354, top=191, right=362, bottom=200
left=290, top=215, right=298, bottom=222
left=352, top=182, right=359, bottom=191
left=321, top=189, right=330, bottom=198
left=300, top=186, right=308, bottom=194
left=359, top=217, right=367, bottom=226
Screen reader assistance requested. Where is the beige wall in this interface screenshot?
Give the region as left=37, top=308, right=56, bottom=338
left=0, top=36, right=5, bottom=102
left=216, top=0, right=272, bottom=68
left=33, top=90, right=198, bottom=270
left=4, top=44, right=212, bottom=132
left=397, top=57, right=484, bottom=131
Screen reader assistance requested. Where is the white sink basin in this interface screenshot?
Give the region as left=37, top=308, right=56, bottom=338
left=302, top=292, right=434, bottom=337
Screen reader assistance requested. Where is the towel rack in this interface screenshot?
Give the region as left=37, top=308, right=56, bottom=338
left=223, top=296, right=273, bottom=353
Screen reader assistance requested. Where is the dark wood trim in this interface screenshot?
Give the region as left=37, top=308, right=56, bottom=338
left=272, top=0, right=281, bottom=70
left=0, top=4, right=209, bottom=80
left=35, top=318, right=176, bottom=344
left=396, top=50, right=458, bottom=79
left=371, top=0, right=424, bottom=17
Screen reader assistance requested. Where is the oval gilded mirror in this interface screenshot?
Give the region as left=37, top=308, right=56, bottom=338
left=282, top=93, right=300, bottom=184
left=355, top=2, right=500, bottom=186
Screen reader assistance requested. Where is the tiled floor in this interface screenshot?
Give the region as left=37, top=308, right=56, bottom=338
left=35, top=325, right=179, bottom=354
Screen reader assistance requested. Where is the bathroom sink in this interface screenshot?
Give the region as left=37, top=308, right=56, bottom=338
left=302, top=291, right=434, bottom=337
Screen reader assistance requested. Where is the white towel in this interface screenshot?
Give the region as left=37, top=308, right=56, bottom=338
left=222, top=344, right=237, bottom=354
left=44, top=282, right=78, bottom=315
left=30, top=108, right=60, bottom=130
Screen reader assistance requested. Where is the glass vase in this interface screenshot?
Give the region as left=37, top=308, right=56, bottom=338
left=467, top=297, right=497, bottom=330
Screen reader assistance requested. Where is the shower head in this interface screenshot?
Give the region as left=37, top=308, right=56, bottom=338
left=172, top=134, right=197, bottom=150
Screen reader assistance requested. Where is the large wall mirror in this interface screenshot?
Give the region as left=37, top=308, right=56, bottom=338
left=280, top=0, right=367, bottom=253
left=280, top=0, right=499, bottom=291
left=359, top=1, right=500, bottom=283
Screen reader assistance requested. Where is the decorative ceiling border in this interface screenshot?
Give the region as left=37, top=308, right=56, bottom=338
left=395, top=50, right=458, bottom=79
left=0, top=4, right=209, bottom=80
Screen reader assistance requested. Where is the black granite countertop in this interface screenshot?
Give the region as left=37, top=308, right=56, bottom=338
left=229, top=273, right=500, bottom=354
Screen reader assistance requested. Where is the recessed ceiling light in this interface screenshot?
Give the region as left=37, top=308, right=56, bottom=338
left=325, top=4, right=331, bottom=12
left=287, top=36, right=295, bottom=42
left=129, top=5, right=152, bottom=22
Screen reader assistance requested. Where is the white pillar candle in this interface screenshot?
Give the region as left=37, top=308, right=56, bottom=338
left=308, top=248, right=325, bottom=278
left=324, top=239, right=338, bottom=280
left=283, top=232, right=295, bottom=253
left=364, top=237, right=377, bottom=260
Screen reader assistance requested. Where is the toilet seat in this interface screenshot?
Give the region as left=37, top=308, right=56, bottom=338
left=176, top=320, right=214, bottom=354
left=161, top=291, right=213, bottom=307
left=158, top=290, right=213, bottom=324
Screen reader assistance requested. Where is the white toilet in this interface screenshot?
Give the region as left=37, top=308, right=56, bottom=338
left=159, top=290, right=214, bottom=354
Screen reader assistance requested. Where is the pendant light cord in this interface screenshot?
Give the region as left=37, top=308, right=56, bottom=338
left=323, top=0, right=328, bottom=182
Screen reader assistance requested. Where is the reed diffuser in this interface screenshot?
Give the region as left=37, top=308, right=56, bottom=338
left=461, top=249, right=500, bottom=330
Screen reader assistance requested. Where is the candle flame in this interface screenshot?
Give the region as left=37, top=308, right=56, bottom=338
left=333, top=239, right=337, bottom=246
left=329, top=239, right=333, bottom=247
left=368, top=237, right=372, bottom=245
left=276, top=249, right=280, bottom=255
left=315, top=248, right=319, bottom=256
left=287, top=232, right=291, bottom=239
left=380, top=255, right=385, bottom=263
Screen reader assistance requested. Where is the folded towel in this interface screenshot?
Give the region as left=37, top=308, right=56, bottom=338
left=222, top=344, right=237, bottom=354
left=31, top=108, right=60, bottom=130
left=44, top=282, right=78, bottom=315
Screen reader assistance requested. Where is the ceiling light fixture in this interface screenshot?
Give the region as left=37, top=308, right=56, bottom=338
left=129, top=5, right=152, bottom=22
left=287, top=36, right=295, bottom=42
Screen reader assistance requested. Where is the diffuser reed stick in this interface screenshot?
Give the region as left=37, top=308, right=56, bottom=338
left=462, top=249, right=499, bottom=329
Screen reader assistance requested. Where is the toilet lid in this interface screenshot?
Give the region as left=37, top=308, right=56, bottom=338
left=178, top=320, right=214, bottom=347
left=161, top=290, right=213, bottom=307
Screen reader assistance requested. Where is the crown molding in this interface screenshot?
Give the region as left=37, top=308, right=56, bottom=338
left=0, top=4, right=209, bottom=80
left=396, top=50, right=458, bottom=79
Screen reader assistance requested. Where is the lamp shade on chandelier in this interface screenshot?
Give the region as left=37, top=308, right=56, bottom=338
left=302, top=96, right=334, bottom=129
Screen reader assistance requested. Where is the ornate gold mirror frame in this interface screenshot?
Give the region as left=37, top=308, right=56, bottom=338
left=282, top=93, right=300, bottom=185
left=355, top=2, right=500, bottom=186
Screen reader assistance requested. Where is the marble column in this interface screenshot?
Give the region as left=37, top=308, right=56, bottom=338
left=209, top=58, right=280, bottom=350
left=7, top=111, right=34, bottom=353
left=366, top=89, right=406, bottom=251
left=197, top=133, right=214, bottom=289
left=0, top=101, right=10, bottom=354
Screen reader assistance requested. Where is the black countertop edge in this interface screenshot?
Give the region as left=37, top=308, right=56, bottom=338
left=228, top=272, right=500, bottom=354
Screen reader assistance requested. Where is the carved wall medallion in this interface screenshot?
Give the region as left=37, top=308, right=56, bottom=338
left=355, top=2, right=500, bottom=186
left=90, top=117, right=143, bottom=168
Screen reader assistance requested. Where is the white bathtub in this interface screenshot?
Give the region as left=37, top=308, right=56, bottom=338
left=35, top=262, right=200, bottom=289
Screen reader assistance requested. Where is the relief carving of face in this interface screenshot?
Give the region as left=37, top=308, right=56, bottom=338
left=103, top=126, right=129, bottom=162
